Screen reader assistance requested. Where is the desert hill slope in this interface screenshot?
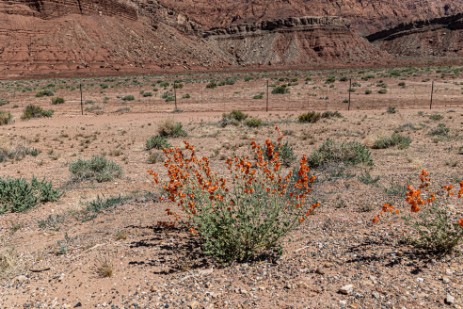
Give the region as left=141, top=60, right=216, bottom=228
left=0, top=0, right=463, bottom=78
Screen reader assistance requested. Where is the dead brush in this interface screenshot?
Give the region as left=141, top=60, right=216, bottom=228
left=95, top=257, right=113, bottom=278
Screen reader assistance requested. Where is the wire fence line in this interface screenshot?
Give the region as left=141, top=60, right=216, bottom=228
left=2, top=78, right=462, bottom=116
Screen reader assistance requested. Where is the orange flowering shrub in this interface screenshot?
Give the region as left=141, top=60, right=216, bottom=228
left=374, top=170, right=463, bottom=254
left=149, top=128, right=320, bottom=262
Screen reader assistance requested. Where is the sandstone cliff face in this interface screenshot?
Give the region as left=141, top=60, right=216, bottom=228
left=157, top=0, right=463, bottom=35
left=0, top=0, right=229, bottom=78
left=368, top=13, right=463, bottom=58
left=203, top=16, right=389, bottom=66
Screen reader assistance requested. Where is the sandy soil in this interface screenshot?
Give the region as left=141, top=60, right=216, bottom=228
left=0, top=68, right=463, bottom=308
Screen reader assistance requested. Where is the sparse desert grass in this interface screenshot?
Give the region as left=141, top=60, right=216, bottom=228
left=69, top=156, right=123, bottom=182
left=95, top=258, right=113, bottom=278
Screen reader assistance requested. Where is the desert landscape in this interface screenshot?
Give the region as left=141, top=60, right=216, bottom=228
left=1, top=0, right=463, bottom=308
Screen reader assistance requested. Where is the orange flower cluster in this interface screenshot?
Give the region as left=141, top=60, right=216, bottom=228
left=373, top=170, right=463, bottom=227
left=150, top=126, right=320, bottom=229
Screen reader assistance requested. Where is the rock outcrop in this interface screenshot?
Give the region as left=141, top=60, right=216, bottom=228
left=0, top=0, right=137, bottom=20
left=368, top=13, right=463, bottom=57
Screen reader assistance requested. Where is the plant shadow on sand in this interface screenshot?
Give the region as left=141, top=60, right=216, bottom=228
left=126, top=224, right=211, bottom=274
left=346, top=237, right=462, bottom=275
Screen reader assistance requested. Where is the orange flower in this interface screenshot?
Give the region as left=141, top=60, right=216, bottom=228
left=459, top=218, right=463, bottom=228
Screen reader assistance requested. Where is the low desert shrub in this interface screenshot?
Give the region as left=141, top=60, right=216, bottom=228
left=51, top=97, right=65, bottom=105
left=0, top=145, right=40, bottom=163
left=386, top=107, right=397, bottom=114
left=253, top=93, right=264, bottom=99
left=0, top=177, right=61, bottom=214
left=157, top=120, right=187, bottom=138
left=0, top=111, right=12, bottom=126
left=429, top=114, right=444, bottom=121
left=35, top=89, right=54, bottom=97
left=69, top=156, right=123, bottom=182
left=146, top=135, right=171, bottom=150
left=309, top=139, right=373, bottom=167
left=271, top=85, right=289, bottom=94
left=21, top=105, right=54, bottom=120
left=428, top=124, right=450, bottom=137
left=372, top=133, right=412, bottom=150
left=121, top=95, right=135, bottom=101
left=321, top=111, right=342, bottom=119
left=374, top=170, right=463, bottom=254
left=244, top=117, right=263, bottom=128
left=298, top=112, right=321, bottom=123
left=149, top=129, right=320, bottom=263
left=358, top=170, right=380, bottom=185
left=0, top=98, right=9, bottom=106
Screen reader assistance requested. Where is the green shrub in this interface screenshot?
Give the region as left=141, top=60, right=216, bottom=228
left=374, top=171, right=463, bottom=254
left=372, top=133, right=412, bottom=149
left=155, top=138, right=319, bottom=263
left=271, top=85, right=289, bottom=94
left=21, top=105, right=54, bottom=120
left=378, top=88, right=388, bottom=94
left=206, top=82, right=217, bottom=89
left=51, top=97, right=65, bottom=105
left=142, top=92, right=153, bottom=97
left=225, top=110, right=248, bottom=122
left=0, top=98, right=9, bottom=106
left=428, top=123, right=450, bottom=137
left=35, top=89, right=54, bottom=97
left=387, top=107, right=397, bottom=114
left=321, top=111, right=342, bottom=119
left=358, top=171, right=380, bottom=185
left=146, top=135, right=171, bottom=150
left=159, top=81, right=170, bottom=88
left=121, top=95, right=135, bottom=101
left=339, top=76, right=348, bottom=82
left=309, top=140, right=373, bottom=167
left=157, top=120, right=187, bottom=138
left=0, top=177, right=61, bottom=214
left=365, top=89, right=372, bottom=95
left=253, top=93, right=264, bottom=99
left=182, top=94, right=191, bottom=99
left=0, top=111, right=12, bottom=125
left=161, top=92, right=175, bottom=102
left=325, top=76, right=336, bottom=84
left=0, top=145, right=40, bottom=163
left=86, top=195, right=131, bottom=214
left=264, top=141, right=295, bottom=167
left=244, top=117, right=263, bottom=128
left=298, top=112, right=321, bottom=123
left=100, top=83, right=109, bottom=89
left=398, top=82, right=406, bottom=88
left=429, top=114, right=444, bottom=121
left=69, top=156, right=123, bottom=182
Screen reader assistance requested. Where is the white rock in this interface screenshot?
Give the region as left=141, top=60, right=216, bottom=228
left=445, top=294, right=455, bottom=305
left=338, top=284, right=354, bottom=295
